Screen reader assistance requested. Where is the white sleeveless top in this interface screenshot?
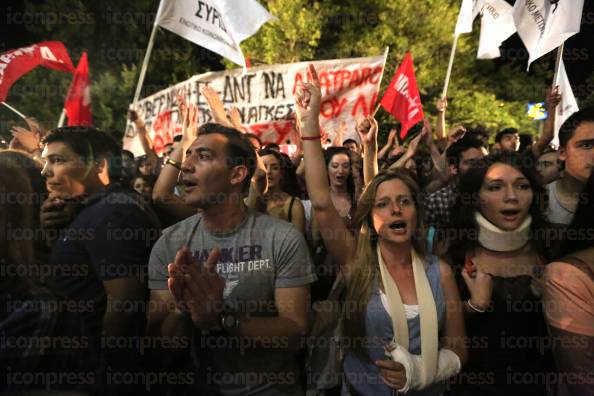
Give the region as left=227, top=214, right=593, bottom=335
left=545, top=181, right=574, bottom=225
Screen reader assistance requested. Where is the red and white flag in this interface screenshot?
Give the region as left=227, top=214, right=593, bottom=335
left=64, top=52, right=92, bottom=126
left=0, top=41, right=75, bottom=102
left=380, top=52, right=424, bottom=139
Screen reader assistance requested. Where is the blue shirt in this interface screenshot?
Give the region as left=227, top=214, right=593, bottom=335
left=342, top=254, right=446, bottom=396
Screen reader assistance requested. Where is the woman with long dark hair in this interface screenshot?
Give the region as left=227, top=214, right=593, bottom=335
left=447, top=151, right=553, bottom=396
left=258, top=147, right=306, bottom=234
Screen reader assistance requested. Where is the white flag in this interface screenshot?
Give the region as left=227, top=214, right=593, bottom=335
left=477, top=0, right=516, bottom=59
left=455, top=0, right=486, bottom=35
left=513, top=0, right=584, bottom=69
left=155, top=0, right=274, bottom=69
left=552, top=58, right=579, bottom=147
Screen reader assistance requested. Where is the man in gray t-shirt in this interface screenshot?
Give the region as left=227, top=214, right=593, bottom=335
left=147, top=124, right=316, bottom=396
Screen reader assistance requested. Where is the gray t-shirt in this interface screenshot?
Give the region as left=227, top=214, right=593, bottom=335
left=149, top=210, right=316, bottom=396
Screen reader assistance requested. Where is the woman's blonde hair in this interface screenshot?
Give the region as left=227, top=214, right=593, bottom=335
left=342, top=168, right=426, bottom=350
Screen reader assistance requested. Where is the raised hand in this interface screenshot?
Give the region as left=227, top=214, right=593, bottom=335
left=545, top=86, right=562, bottom=111
left=128, top=108, right=146, bottom=131
left=201, top=85, right=232, bottom=127
left=294, top=64, right=322, bottom=131
left=447, top=125, right=466, bottom=145
left=228, top=106, right=244, bottom=131
left=10, top=125, right=40, bottom=153
left=406, top=129, right=426, bottom=156
left=356, top=115, right=378, bottom=147
left=387, top=128, right=398, bottom=146
left=436, top=97, right=448, bottom=113
left=421, top=118, right=433, bottom=146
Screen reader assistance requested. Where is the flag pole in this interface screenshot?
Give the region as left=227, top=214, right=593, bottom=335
left=441, top=34, right=459, bottom=99
left=132, top=1, right=162, bottom=107
left=1, top=101, right=27, bottom=119
left=57, top=108, right=66, bottom=127
left=552, top=43, right=564, bottom=88
left=372, top=46, right=390, bottom=117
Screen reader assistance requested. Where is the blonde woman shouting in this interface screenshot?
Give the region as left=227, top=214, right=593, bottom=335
left=297, top=65, right=466, bottom=395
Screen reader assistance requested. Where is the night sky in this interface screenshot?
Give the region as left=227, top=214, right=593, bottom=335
left=1, top=0, right=593, bottom=99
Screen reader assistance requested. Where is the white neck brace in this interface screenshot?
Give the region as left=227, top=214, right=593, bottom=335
left=475, top=211, right=532, bottom=252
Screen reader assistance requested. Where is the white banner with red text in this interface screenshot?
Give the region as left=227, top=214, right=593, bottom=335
left=124, top=54, right=386, bottom=156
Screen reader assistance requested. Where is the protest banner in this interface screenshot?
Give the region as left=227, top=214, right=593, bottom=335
left=124, top=54, right=387, bottom=156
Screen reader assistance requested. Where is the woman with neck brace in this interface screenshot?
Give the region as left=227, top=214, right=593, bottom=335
left=447, top=152, right=554, bottom=396
left=296, top=64, right=467, bottom=396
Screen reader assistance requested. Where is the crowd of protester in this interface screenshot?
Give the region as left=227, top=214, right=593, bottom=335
left=1, top=64, right=593, bottom=396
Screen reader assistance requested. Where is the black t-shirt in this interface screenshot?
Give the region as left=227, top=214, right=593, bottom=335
left=0, top=283, right=98, bottom=393
left=47, top=185, right=161, bottom=344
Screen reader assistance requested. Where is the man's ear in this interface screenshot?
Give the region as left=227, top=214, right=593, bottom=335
left=558, top=146, right=567, bottom=162
left=493, top=142, right=501, bottom=151
left=95, top=157, right=110, bottom=185
left=229, top=165, right=248, bottom=189
left=449, top=163, right=458, bottom=176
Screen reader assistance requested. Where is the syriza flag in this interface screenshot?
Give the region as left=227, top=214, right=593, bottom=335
left=513, top=0, right=584, bottom=69
left=155, top=0, right=274, bottom=70
left=477, top=0, right=516, bottom=59
left=552, top=58, right=579, bottom=147
left=380, top=52, right=424, bottom=139
left=455, top=0, right=486, bottom=35
left=64, top=52, right=92, bottom=126
left=0, top=41, right=75, bottom=102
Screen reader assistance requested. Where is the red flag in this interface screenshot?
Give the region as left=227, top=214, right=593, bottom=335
left=380, top=52, right=424, bottom=139
left=0, top=41, right=75, bottom=102
left=64, top=52, right=92, bottom=126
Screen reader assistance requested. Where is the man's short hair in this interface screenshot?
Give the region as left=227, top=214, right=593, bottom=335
left=495, top=127, right=518, bottom=143
left=197, top=123, right=256, bottom=193
left=43, top=126, right=122, bottom=179
left=558, top=107, right=594, bottom=148
left=446, top=136, right=485, bottom=169
left=121, top=149, right=135, bottom=160
left=343, top=138, right=358, bottom=146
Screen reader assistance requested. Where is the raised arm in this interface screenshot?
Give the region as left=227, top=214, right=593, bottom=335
left=532, top=86, right=562, bottom=158
left=389, top=128, right=426, bottom=170
left=129, top=109, right=159, bottom=168
left=435, top=97, right=447, bottom=141
left=356, top=115, right=379, bottom=185
left=152, top=98, right=197, bottom=221
left=201, top=85, right=233, bottom=127
left=245, top=151, right=268, bottom=210
left=295, top=64, right=355, bottom=270
left=378, top=127, right=397, bottom=160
